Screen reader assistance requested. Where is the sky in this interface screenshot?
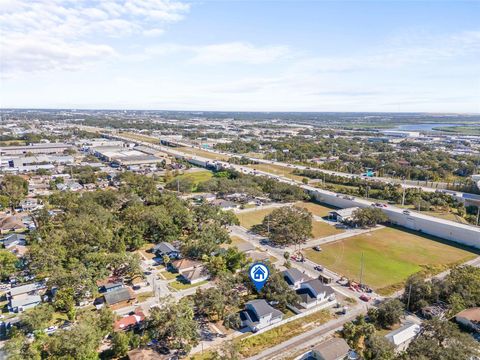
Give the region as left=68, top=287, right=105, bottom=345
left=0, top=0, right=479, bottom=113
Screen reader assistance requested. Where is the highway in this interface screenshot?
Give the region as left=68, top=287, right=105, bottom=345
left=75, top=126, right=480, bottom=248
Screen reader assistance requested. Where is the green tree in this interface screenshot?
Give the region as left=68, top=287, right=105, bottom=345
left=0, top=250, right=18, bottom=280
left=260, top=266, right=300, bottom=310
left=148, top=298, right=200, bottom=353
left=368, top=299, right=404, bottom=328
left=351, top=207, right=388, bottom=228
left=257, top=206, right=313, bottom=246
left=405, top=318, right=479, bottom=360
left=342, top=315, right=376, bottom=351
left=21, top=303, right=54, bottom=333
left=0, top=175, right=28, bottom=211
left=111, top=331, right=130, bottom=357
left=363, top=334, right=395, bottom=360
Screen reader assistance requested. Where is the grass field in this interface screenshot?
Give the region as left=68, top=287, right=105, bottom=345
left=311, top=221, right=344, bottom=238
left=177, top=147, right=230, bottom=161
left=304, top=226, right=477, bottom=294
left=174, top=170, right=213, bottom=184
left=236, top=208, right=280, bottom=228
left=295, top=201, right=337, bottom=217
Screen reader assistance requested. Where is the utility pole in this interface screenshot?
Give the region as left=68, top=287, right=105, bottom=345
left=402, top=178, right=406, bottom=206
left=177, top=178, right=180, bottom=193
left=477, top=206, right=480, bottom=226
left=359, top=252, right=365, bottom=286
left=406, top=283, right=413, bottom=312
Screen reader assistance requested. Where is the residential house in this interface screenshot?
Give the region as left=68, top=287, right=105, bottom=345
left=282, top=268, right=311, bottom=290
left=9, top=293, right=42, bottom=313
left=296, top=279, right=336, bottom=309
left=114, top=309, right=146, bottom=331
left=240, top=299, right=283, bottom=332
left=152, top=242, right=181, bottom=260
left=455, top=307, right=480, bottom=333
left=18, top=198, right=41, bottom=212
left=7, top=281, right=46, bottom=313
left=103, top=287, right=136, bottom=310
left=328, top=207, right=359, bottom=223
left=171, top=259, right=202, bottom=273
left=211, top=199, right=238, bottom=210
left=1, top=233, right=26, bottom=249
left=180, top=265, right=210, bottom=285
left=385, top=322, right=421, bottom=352
left=127, top=349, right=163, bottom=360
left=100, top=282, right=123, bottom=293
left=295, top=337, right=352, bottom=360
left=0, top=214, right=26, bottom=234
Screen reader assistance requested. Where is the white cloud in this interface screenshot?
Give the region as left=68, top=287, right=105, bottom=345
left=0, top=0, right=189, bottom=77
left=145, top=41, right=290, bottom=64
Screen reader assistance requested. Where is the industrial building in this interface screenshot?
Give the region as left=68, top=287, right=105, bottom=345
left=0, top=143, right=73, bottom=156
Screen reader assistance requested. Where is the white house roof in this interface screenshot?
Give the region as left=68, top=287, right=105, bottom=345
left=385, top=322, right=421, bottom=346
left=9, top=282, right=46, bottom=297
left=10, top=293, right=42, bottom=308
left=329, top=207, right=359, bottom=218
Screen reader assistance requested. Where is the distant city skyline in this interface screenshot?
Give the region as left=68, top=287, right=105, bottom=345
left=1, top=0, right=479, bottom=113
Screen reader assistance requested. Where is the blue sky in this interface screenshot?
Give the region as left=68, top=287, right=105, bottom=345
left=1, top=0, right=479, bottom=112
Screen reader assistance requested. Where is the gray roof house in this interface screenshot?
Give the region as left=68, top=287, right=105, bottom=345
left=296, top=337, right=352, bottom=360
left=1, top=233, right=27, bottom=249
left=152, top=242, right=181, bottom=259
left=100, top=282, right=124, bottom=293
left=296, top=279, right=336, bottom=309
left=9, top=293, right=42, bottom=313
left=282, top=268, right=311, bottom=290
left=9, top=281, right=46, bottom=298
left=240, top=299, right=283, bottom=332
left=8, top=281, right=46, bottom=313
left=104, top=287, right=136, bottom=307
left=180, top=265, right=210, bottom=284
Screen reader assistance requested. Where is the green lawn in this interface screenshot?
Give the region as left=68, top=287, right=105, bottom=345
left=304, top=226, right=477, bottom=294
left=175, top=170, right=213, bottom=184
left=311, top=221, right=344, bottom=238
left=169, top=280, right=208, bottom=291
left=160, top=271, right=178, bottom=280
left=295, top=201, right=336, bottom=218
left=236, top=208, right=280, bottom=228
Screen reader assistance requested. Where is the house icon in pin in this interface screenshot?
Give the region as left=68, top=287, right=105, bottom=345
left=252, top=265, right=266, bottom=281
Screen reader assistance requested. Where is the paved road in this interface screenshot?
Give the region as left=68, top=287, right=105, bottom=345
left=246, top=305, right=366, bottom=360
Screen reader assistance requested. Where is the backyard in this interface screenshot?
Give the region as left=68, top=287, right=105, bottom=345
left=304, top=226, right=477, bottom=294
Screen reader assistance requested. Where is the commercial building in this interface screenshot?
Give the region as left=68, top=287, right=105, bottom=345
left=0, top=143, right=73, bottom=156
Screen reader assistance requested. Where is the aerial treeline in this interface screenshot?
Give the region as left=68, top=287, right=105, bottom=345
left=25, top=172, right=239, bottom=305
left=214, top=137, right=479, bottom=182
left=196, top=169, right=309, bottom=202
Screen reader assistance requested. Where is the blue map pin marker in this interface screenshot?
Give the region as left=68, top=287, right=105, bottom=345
left=249, top=262, right=270, bottom=291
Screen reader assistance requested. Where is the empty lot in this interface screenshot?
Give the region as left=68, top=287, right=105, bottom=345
left=304, top=226, right=477, bottom=294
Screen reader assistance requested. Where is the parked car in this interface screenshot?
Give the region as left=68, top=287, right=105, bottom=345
left=313, top=246, right=322, bottom=251
left=403, top=210, right=411, bottom=215
left=314, top=265, right=324, bottom=272
left=359, top=294, right=371, bottom=302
